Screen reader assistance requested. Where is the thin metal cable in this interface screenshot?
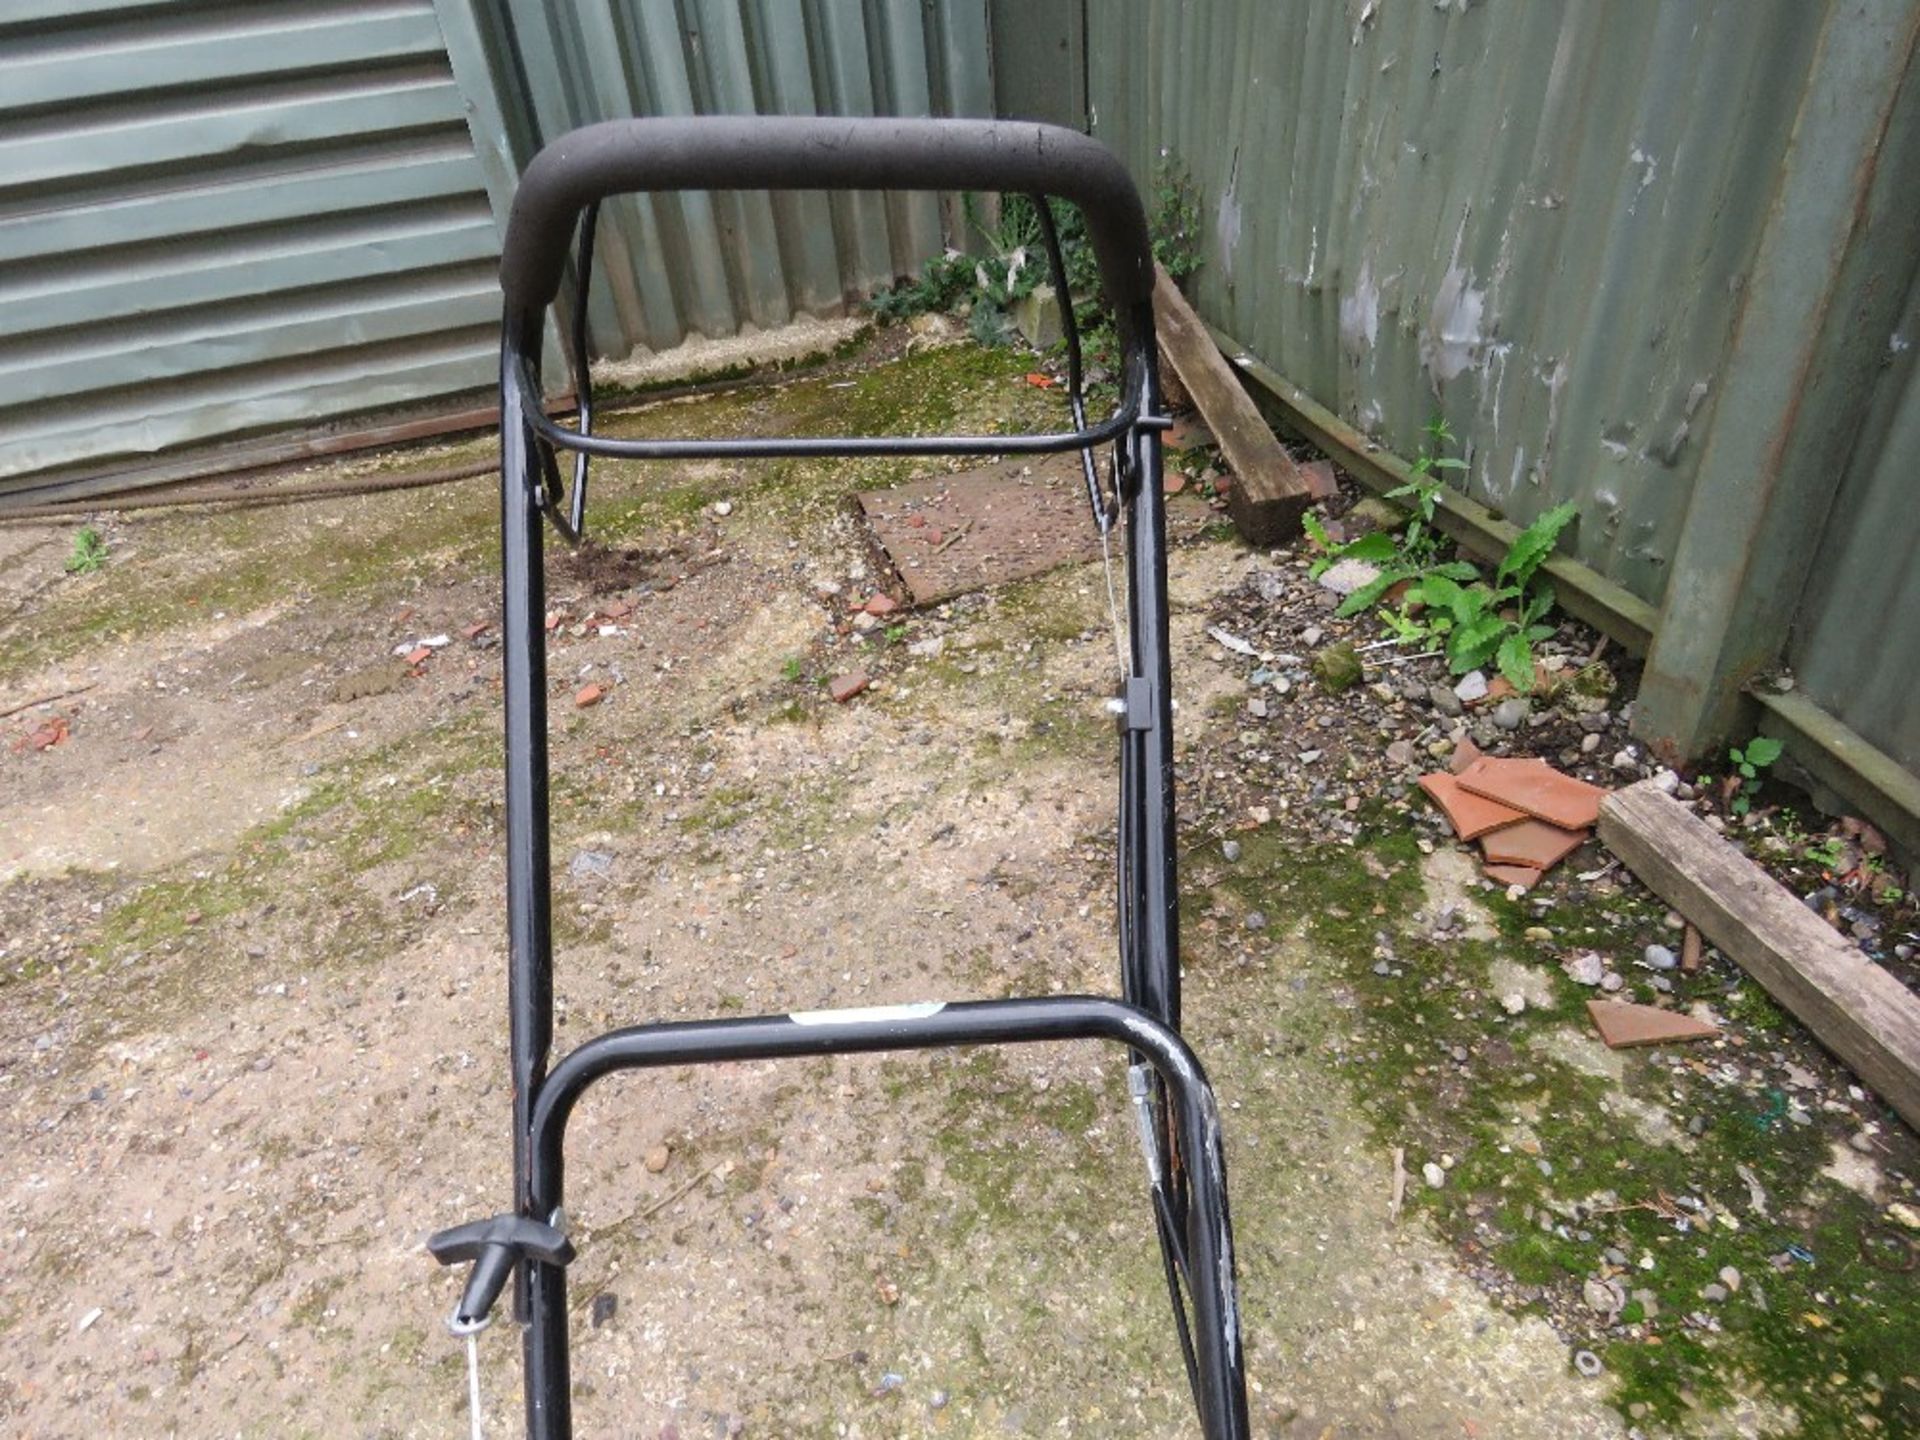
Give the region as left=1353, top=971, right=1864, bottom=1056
left=465, top=1330, right=484, bottom=1440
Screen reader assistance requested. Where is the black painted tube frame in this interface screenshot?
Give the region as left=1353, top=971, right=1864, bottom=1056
left=443, top=117, right=1249, bottom=1440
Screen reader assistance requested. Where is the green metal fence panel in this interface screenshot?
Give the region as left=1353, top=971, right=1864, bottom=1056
left=1789, top=277, right=1920, bottom=780
left=0, top=0, right=506, bottom=504
left=1087, top=0, right=1831, bottom=608
left=434, top=0, right=997, bottom=361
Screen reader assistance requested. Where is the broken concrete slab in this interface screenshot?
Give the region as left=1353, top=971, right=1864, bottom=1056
left=1418, top=771, right=1527, bottom=841
left=856, top=454, right=1099, bottom=607
left=1456, top=756, right=1606, bottom=830
left=1586, top=999, right=1718, bottom=1050
left=1152, top=263, right=1312, bottom=545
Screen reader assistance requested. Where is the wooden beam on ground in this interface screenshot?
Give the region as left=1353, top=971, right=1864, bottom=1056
left=1599, top=779, right=1920, bottom=1133
left=1151, top=265, right=1311, bottom=546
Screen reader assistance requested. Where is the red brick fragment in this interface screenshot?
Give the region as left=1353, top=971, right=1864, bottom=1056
left=574, top=683, right=606, bottom=708
left=828, top=672, right=871, bottom=704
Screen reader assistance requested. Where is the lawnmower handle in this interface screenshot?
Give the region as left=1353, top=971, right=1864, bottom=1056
left=498, top=117, right=1155, bottom=336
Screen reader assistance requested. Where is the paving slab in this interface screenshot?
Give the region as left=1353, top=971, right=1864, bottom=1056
left=857, top=453, right=1102, bottom=606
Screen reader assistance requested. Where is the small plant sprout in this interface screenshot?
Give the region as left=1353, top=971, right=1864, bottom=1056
left=1299, top=415, right=1578, bottom=692
left=781, top=655, right=804, bottom=684
left=65, top=526, right=107, bottom=575
left=1728, top=736, right=1784, bottom=816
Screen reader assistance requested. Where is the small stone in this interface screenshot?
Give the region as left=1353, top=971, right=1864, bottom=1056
left=1611, top=748, right=1638, bottom=770
left=1573, top=1350, right=1604, bottom=1378
left=1450, top=1046, right=1468, bottom=1064
left=1580, top=732, right=1601, bottom=754
left=712, top=499, right=734, bottom=517
left=1651, top=767, right=1680, bottom=794
left=1718, top=1266, right=1741, bottom=1293
left=1644, top=944, right=1677, bottom=970
left=863, top=593, right=898, bottom=617
left=1372, top=960, right=1392, bottom=977
left=1523, top=926, right=1554, bottom=942
left=1318, top=557, right=1384, bottom=596
left=1501, top=993, right=1527, bottom=1016
left=1651, top=975, right=1673, bottom=993
left=1600, top=972, right=1624, bottom=992
left=1385, top=739, right=1417, bottom=768
left=1248, top=696, right=1269, bottom=719
left=1564, top=952, right=1605, bottom=986
left=1491, top=698, right=1528, bottom=730
left=1301, top=625, right=1325, bottom=647
left=1701, top=1283, right=1728, bottom=1303
left=1222, top=840, right=1242, bottom=862
left=1311, top=643, right=1363, bottom=693
left=644, top=1144, right=672, bottom=1174
left=1687, top=1114, right=1707, bottom=1136
left=569, top=850, right=615, bottom=881
left=1428, top=684, right=1465, bottom=717
left=1243, top=911, right=1267, bottom=931
left=1454, top=671, right=1489, bottom=704
left=1422, top=1162, right=1446, bottom=1189
left=1605, top=1248, right=1628, bottom=1268
left=591, top=1292, right=618, bottom=1327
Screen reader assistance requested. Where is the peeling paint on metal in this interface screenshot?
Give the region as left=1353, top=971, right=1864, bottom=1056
left=1088, top=0, right=1832, bottom=605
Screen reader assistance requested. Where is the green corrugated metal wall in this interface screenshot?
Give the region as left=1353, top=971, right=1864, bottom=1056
left=1081, top=0, right=1920, bottom=849
left=0, top=0, right=507, bottom=504
left=434, top=0, right=998, bottom=360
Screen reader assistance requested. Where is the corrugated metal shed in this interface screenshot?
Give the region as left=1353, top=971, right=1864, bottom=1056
left=0, top=0, right=505, bottom=503
left=435, top=0, right=997, bottom=361
left=1087, top=0, right=1826, bottom=608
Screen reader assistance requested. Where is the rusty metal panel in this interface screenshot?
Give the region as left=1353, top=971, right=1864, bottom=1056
left=0, top=0, right=506, bottom=503
left=1087, top=0, right=1831, bottom=607
left=437, top=0, right=998, bottom=361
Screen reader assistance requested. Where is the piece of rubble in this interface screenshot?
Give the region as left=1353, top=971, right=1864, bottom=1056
left=1586, top=999, right=1718, bottom=1050
left=828, top=672, right=871, bottom=704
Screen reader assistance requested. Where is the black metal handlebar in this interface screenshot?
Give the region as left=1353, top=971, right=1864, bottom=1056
left=497, top=117, right=1155, bottom=343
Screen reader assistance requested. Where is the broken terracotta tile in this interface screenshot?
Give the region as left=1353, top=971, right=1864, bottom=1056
left=828, top=671, right=871, bottom=704
left=1586, top=999, right=1718, bottom=1049
left=404, top=646, right=433, bottom=666
left=1478, top=818, right=1588, bottom=871
left=1448, top=737, right=1485, bottom=776
left=461, top=620, right=491, bottom=640
left=1300, top=459, right=1339, bottom=500
left=1417, top=772, right=1528, bottom=841
left=1456, top=756, right=1606, bottom=830
left=574, top=682, right=606, bottom=708
left=1484, top=863, right=1545, bottom=891
left=863, top=593, right=899, bottom=618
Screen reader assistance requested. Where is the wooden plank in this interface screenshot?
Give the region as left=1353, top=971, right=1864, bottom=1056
left=1598, top=780, right=1920, bottom=1132
left=1151, top=264, right=1311, bottom=545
